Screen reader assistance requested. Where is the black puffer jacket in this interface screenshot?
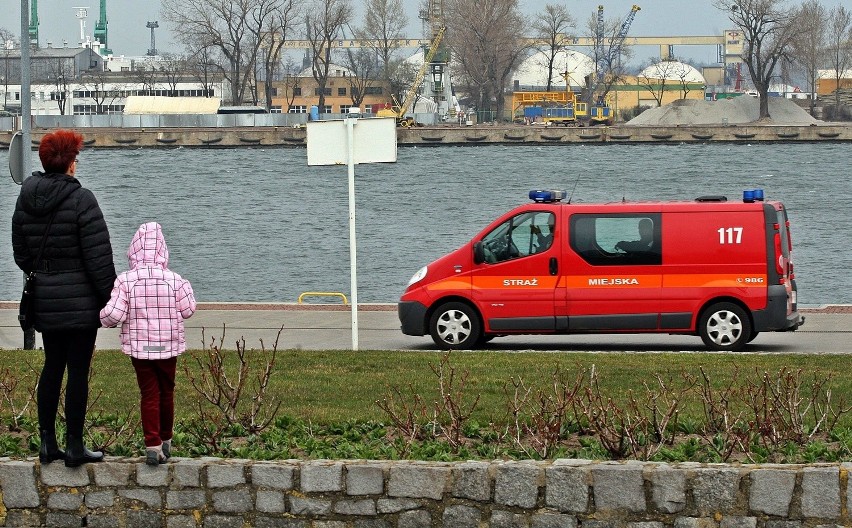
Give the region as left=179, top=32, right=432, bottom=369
left=12, top=172, right=116, bottom=331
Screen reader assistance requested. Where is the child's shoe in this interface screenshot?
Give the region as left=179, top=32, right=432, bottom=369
left=145, top=445, right=165, bottom=466
left=162, top=439, right=172, bottom=461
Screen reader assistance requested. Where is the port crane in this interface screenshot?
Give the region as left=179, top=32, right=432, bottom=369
left=378, top=26, right=445, bottom=127
left=378, top=0, right=448, bottom=126
left=589, top=4, right=640, bottom=125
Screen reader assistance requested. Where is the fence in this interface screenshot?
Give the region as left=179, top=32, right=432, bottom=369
left=0, top=112, right=443, bottom=131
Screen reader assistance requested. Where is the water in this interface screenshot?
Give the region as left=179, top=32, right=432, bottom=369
left=1, top=142, right=849, bottom=305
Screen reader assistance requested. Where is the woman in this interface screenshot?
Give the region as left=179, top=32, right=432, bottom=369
left=12, top=129, right=116, bottom=467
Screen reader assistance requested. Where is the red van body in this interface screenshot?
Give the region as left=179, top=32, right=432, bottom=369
left=398, top=191, right=804, bottom=351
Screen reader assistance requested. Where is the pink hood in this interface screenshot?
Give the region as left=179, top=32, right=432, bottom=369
left=128, top=222, right=169, bottom=270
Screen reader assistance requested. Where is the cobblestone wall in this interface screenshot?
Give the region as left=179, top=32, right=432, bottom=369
left=0, top=458, right=849, bottom=527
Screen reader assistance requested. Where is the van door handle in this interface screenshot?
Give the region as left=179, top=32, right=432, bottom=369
left=549, top=257, right=558, bottom=276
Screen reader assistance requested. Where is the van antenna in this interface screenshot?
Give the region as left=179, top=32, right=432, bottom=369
left=567, top=178, right=579, bottom=204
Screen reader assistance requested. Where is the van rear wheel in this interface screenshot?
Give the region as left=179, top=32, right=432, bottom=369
left=429, top=302, right=481, bottom=350
left=699, top=302, right=751, bottom=351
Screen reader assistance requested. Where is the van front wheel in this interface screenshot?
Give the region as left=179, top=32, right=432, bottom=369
left=699, top=302, right=751, bottom=351
left=429, top=302, right=481, bottom=350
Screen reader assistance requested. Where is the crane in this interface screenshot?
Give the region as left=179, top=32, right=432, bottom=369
left=590, top=4, right=640, bottom=125
left=29, top=0, right=40, bottom=47
left=595, top=4, right=640, bottom=83
left=377, top=25, right=446, bottom=126
left=93, top=0, right=111, bottom=55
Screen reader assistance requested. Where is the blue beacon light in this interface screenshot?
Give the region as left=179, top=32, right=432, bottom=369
left=529, top=190, right=567, bottom=203
left=742, top=189, right=765, bottom=203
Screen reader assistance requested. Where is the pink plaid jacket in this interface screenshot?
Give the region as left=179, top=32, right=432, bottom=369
left=100, top=222, right=196, bottom=359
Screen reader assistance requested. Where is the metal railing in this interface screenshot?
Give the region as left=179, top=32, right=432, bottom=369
left=297, top=292, right=349, bottom=305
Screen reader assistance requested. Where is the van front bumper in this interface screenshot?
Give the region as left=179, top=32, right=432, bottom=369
left=398, top=301, right=428, bottom=336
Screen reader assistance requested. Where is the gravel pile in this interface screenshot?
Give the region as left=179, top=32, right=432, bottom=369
left=625, top=96, right=820, bottom=126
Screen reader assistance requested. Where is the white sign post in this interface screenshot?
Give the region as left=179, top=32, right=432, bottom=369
left=306, top=114, right=397, bottom=350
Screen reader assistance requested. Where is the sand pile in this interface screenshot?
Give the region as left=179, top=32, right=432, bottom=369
left=625, top=96, right=820, bottom=126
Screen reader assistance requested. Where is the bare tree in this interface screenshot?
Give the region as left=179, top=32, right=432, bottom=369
left=306, top=0, right=354, bottom=111
left=714, top=0, right=801, bottom=120
left=0, top=27, right=14, bottom=111
left=444, top=0, right=528, bottom=121
left=130, top=59, right=160, bottom=95
left=357, top=0, right=408, bottom=87
left=342, top=47, right=376, bottom=109
left=585, top=7, right=635, bottom=107
left=825, top=5, right=852, bottom=110
left=790, top=0, right=826, bottom=116
left=637, top=58, right=678, bottom=107
left=530, top=4, right=576, bottom=92
left=159, top=53, right=194, bottom=96
left=278, top=57, right=302, bottom=111
left=186, top=40, right=220, bottom=98
left=257, top=0, right=301, bottom=110
left=384, top=56, right=418, bottom=109
left=80, top=71, right=125, bottom=114
left=162, top=0, right=267, bottom=105
left=45, top=58, right=73, bottom=115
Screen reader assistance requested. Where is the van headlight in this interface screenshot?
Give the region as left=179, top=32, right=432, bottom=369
left=407, top=265, right=428, bottom=286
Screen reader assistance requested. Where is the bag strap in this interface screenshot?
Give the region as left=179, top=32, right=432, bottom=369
left=31, top=189, right=75, bottom=274
left=31, top=210, right=59, bottom=274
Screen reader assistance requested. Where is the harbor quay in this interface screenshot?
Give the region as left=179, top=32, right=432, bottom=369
left=1, top=122, right=850, bottom=149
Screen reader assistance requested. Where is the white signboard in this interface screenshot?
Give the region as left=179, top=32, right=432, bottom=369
left=305, top=114, right=397, bottom=351
left=306, top=117, right=397, bottom=165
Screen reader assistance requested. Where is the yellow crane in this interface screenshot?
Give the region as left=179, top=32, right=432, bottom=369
left=378, top=26, right=446, bottom=127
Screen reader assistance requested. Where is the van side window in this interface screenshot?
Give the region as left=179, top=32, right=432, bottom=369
left=481, top=211, right=555, bottom=263
left=570, top=214, right=662, bottom=265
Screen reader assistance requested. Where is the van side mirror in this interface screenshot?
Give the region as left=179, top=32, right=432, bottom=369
left=473, top=242, right=485, bottom=264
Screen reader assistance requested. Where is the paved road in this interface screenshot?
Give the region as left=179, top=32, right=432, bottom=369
left=0, top=304, right=848, bottom=353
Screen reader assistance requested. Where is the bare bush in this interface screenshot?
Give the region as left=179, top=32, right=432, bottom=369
left=183, top=325, right=283, bottom=452
left=504, top=364, right=586, bottom=458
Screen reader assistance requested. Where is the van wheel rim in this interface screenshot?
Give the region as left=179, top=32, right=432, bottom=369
left=706, top=310, right=743, bottom=346
left=437, top=310, right=471, bottom=345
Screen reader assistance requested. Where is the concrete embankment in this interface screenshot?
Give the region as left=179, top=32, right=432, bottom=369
left=1, top=123, right=849, bottom=148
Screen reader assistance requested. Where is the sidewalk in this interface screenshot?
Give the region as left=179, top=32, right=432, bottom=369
left=0, top=303, right=848, bottom=352
left=0, top=303, right=416, bottom=351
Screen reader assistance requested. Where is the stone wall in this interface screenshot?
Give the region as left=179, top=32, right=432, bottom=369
left=0, top=458, right=848, bottom=527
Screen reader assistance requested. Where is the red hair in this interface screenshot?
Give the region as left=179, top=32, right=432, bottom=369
left=39, top=129, right=84, bottom=174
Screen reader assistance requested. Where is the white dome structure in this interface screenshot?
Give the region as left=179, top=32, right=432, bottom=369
left=513, top=50, right=595, bottom=89
left=638, top=61, right=705, bottom=83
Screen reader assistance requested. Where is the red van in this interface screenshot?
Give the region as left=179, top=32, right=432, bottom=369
left=398, top=190, right=804, bottom=351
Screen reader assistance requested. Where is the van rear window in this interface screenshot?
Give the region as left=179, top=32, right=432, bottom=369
left=570, top=213, right=662, bottom=266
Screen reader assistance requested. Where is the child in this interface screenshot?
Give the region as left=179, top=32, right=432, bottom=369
left=100, top=222, right=196, bottom=465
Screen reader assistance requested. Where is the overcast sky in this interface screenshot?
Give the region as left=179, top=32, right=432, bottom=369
left=2, top=0, right=848, bottom=65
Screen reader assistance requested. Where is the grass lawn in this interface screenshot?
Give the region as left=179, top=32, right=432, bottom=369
left=1, top=348, right=848, bottom=427
left=2, top=348, right=850, bottom=462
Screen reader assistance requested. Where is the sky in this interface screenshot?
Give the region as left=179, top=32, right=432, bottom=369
left=2, top=0, right=848, bottom=66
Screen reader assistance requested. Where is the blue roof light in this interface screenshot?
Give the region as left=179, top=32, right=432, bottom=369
left=529, top=190, right=567, bottom=203
left=743, top=188, right=765, bottom=203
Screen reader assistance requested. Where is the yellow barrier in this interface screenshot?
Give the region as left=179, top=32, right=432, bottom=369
left=297, top=292, right=349, bottom=305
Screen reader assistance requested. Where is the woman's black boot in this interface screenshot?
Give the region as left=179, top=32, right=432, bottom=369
left=64, top=434, right=103, bottom=467
left=38, top=429, right=65, bottom=464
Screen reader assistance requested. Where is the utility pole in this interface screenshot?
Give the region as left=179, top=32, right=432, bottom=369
left=21, top=0, right=35, bottom=350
